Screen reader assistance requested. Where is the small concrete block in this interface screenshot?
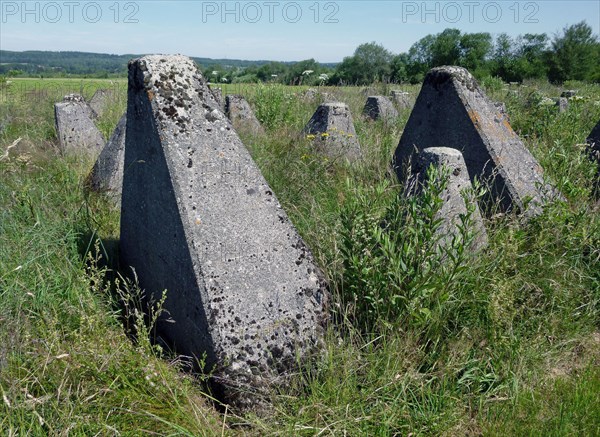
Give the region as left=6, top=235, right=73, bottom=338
left=224, top=94, right=265, bottom=136
left=363, top=96, right=398, bottom=121
left=54, top=94, right=105, bottom=158
left=407, top=147, right=488, bottom=253
left=303, top=102, right=362, bottom=161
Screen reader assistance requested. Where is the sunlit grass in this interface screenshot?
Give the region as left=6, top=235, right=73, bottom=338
left=1, top=77, right=599, bottom=435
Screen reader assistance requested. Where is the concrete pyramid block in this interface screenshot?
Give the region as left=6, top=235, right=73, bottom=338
left=54, top=94, right=105, bottom=158
left=86, top=112, right=126, bottom=202
left=493, top=101, right=510, bottom=123
left=406, top=147, right=488, bottom=253
left=304, top=102, right=362, bottom=161
left=394, top=66, right=558, bottom=216
left=224, top=94, right=265, bottom=136
left=120, top=55, right=329, bottom=409
left=363, top=96, right=398, bottom=121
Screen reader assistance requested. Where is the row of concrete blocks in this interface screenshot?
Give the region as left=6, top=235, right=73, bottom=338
left=61, top=90, right=404, bottom=201
left=218, top=91, right=407, bottom=138
left=54, top=56, right=599, bottom=412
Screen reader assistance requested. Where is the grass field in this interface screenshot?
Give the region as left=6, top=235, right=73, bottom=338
left=0, top=75, right=599, bottom=435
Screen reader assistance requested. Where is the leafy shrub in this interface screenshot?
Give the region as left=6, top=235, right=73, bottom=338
left=339, top=165, right=484, bottom=332
left=252, top=83, right=298, bottom=131
left=480, top=75, right=506, bottom=93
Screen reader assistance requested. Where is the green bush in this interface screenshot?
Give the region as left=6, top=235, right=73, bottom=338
left=340, top=165, right=484, bottom=332
left=252, top=83, right=298, bottom=131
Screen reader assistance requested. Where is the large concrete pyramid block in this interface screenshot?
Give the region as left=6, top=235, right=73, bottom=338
left=86, top=112, right=126, bottom=203
left=406, top=147, right=488, bottom=253
left=120, top=55, right=329, bottom=409
left=224, top=94, right=265, bottom=136
left=54, top=94, right=105, bottom=157
left=394, top=66, right=558, bottom=216
left=304, top=102, right=362, bottom=161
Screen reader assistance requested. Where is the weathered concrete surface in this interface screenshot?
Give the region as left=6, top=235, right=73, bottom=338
left=224, top=94, right=265, bottom=136
left=208, top=85, right=224, bottom=110
left=86, top=112, right=126, bottom=202
left=390, top=90, right=412, bottom=110
left=406, top=147, right=488, bottom=253
left=363, top=96, right=398, bottom=121
left=54, top=94, right=105, bottom=157
left=393, top=66, right=559, bottom=216
left=304, top=102, right=362, bottom=161
left=120, top=55, right=329, bottom=410
left=493, top=101, right=510, bottom=123
left=89, top=89, right=115, bottom=118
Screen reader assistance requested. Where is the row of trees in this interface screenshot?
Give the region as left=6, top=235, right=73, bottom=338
left=207, top=21, right=598, bottom=85
left=2, top=21, right=598, bottom=84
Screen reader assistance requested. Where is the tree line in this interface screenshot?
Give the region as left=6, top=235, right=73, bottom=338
left=1, top=21, right=598, bottom=84
left=239, top=21, right=598, bottom=85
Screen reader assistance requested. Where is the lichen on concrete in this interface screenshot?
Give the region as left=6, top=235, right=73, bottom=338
left=120, top=54, right=329, bottom=411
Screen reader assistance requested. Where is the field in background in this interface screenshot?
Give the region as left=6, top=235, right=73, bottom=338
left=1, top=77, right=599, bottom=435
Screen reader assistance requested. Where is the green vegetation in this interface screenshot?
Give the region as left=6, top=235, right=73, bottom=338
left=350, top=21, right=599, bottom=84
left=1, top=76, right=599, bottom=435
left=0, top=50, right=292, bottom=78
left=2, top=20, right=598, bottom=85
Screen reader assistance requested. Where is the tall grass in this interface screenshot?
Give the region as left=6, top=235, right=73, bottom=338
left=1, top=78, right=599, bottom=434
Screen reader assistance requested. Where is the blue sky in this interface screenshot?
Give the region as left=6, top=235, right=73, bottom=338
left=1, top=1, right=599, bottom=62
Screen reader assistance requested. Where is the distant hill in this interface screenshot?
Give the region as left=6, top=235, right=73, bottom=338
left=0, top=50, right=337, bottom=77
